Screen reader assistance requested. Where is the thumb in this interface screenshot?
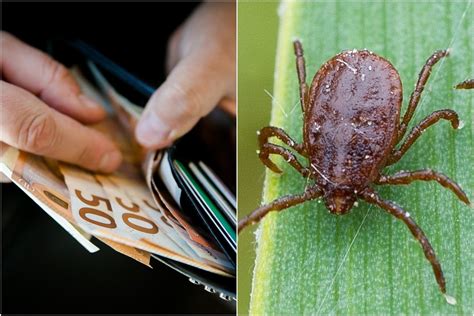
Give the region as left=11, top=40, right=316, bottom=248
left=135, top=51, right=231, bottom=149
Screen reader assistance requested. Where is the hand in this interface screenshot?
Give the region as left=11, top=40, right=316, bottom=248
left=0, top=32, right=122, bottom=175
left=135, top=2, right=236, bottom=149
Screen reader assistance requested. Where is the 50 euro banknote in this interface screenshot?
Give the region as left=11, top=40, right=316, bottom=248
left=0, top=142, right=150, bottom=265
left=0, top=141, right=233, bottom=275
left=0, top=67, right=234, bottom=276
left=60, top=162, right=233, bottom=275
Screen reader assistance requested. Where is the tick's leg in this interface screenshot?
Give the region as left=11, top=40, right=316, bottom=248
left=259, top=143, right=310, bottom=177
left=398, top=50, right=450, bottom=141
left=455, top=79, right=474, bottom=89
left=387, top=109, right=460, bottom=165
left=360, top=188, right=447, bottom=295
left=294, top=40, right=309, bottom=113
left=238, top=186, right=322, bottom=233
left=376, top=169, right=470, bottom=205
left=259, top=126, right=307, bottom=156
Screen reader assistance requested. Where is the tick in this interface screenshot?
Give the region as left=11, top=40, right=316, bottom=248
left=238, top=40, right=470, bottom=304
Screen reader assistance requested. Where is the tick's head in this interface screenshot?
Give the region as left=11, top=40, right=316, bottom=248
left=324, top=187, right=356, bottom=215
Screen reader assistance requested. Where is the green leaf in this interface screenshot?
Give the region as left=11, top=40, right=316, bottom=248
left=248, top=1, right=473, bottom=314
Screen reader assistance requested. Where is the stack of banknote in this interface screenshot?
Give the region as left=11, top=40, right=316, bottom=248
left=0, top=66, right=235, bottom=279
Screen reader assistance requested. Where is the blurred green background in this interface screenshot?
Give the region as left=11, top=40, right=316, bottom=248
left=237, top=1, right=278, bottom=314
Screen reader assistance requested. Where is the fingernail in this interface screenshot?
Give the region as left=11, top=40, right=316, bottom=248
left=169, top=129, right=181, bottom=141
left=99, top=150, right=122, bottom=172
left=135, top=113, right=171, bottom=148
left=79, top=94, right=103, bottom=110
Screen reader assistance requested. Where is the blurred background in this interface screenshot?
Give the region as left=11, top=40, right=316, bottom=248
left=237, top=2, right=278, bottom=314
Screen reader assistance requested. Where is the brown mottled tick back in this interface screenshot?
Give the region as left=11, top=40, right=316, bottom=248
left=306, top=50, right=402, bottom=212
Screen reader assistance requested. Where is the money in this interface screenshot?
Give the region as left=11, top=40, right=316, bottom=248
left=0, top=142, right=151, bottom=265
left=81, top=65, right=235, bottom=274
left=1, top=66, right=235, bottom=277
left=61, top=162, right=233, bottom=275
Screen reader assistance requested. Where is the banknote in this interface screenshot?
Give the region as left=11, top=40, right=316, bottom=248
left=78, top=65, right=224, bottom=252
left=80, top=65, right=235, bottom=273
left=0, top=142, right=98, bottom=252
left=0, top=142, right=151, bottom=265
left=61, top=163, right=232, bottom=275
left=61, top=117, right=232, bottom=273
left=1, top=66, right=235, bottom=277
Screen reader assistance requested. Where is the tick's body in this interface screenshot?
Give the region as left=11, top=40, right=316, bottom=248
left=306, top=51, right=402, bottom=212
left=238, top=41, right=470, bottom=304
